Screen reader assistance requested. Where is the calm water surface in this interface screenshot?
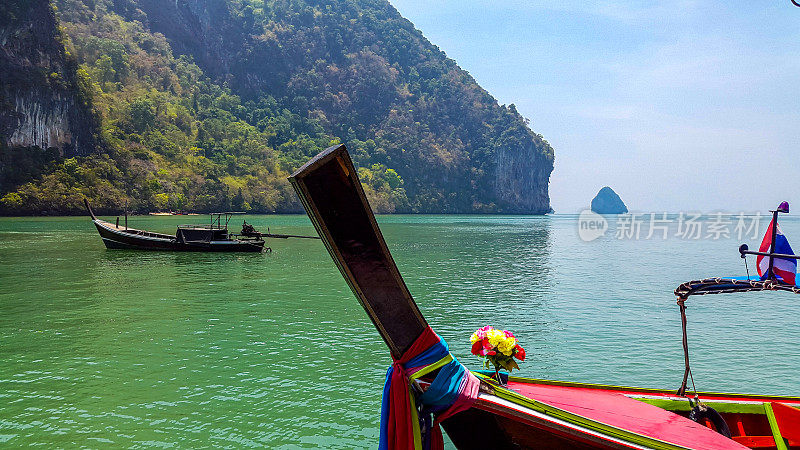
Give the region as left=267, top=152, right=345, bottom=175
left=1, top=214, right=798, bottom=447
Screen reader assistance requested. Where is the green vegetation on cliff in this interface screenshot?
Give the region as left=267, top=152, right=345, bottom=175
left=0, top=0, right=101, bottom=200
left=1, top=0, right=553, bottom=215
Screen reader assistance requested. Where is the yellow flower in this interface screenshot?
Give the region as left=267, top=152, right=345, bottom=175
left=486, top=329, right=505, bottom=348
left=470, top=332, right=480, bottom=344
left=497, top=337, right=517, bottom=356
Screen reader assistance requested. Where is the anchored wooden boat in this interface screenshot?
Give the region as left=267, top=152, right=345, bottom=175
left=84, top=199, right=267, bottom=252
left=290, top=144, right=800, bottom=450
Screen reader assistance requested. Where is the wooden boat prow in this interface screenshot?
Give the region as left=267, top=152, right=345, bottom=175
left=290, top=144, right=800, bottom=449
left=290, top=144, right=427, bottom=357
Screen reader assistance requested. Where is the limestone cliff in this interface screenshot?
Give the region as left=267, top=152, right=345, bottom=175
left=494, top=139, right=553, bottom=214
left=0, top=0, right=98, bottom=157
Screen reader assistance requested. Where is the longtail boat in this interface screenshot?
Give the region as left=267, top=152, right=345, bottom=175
left=84, top=198, right=271, bottom=252
left=289, top=144, right=800, bottom=450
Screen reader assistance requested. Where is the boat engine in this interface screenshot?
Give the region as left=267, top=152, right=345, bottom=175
left=241, top=221, right=261, bottom=238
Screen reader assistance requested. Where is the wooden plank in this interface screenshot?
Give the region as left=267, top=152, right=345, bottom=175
left=771, top=402, right=800, bottom=444
left=289, top=144, right=427, bottom=358
left=764, top=403, right=788, bottom=450
left=493, top=380, right=750, bottom=450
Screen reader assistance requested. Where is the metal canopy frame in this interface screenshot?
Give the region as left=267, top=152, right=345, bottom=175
left=176, top=212, right=245, bottom=231
left=674, top=205, right=797, bottom=397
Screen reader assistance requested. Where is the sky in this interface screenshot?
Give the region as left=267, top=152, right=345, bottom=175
left=387, top=0, right=800, bottom=213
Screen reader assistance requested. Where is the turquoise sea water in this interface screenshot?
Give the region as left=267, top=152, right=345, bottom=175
left=1, top=214, right=798, bottom=447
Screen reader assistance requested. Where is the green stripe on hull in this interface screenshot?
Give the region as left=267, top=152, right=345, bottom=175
left=474, top=371, right=800, bottom=403
left=635, top=398, right=767, bottom=415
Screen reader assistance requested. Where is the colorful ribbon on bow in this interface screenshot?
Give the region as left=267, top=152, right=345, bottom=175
left=378, top=326, right=480, bottom=450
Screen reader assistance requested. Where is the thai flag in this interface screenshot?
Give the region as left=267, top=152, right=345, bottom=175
left=757, top=219, right=797, bottom=285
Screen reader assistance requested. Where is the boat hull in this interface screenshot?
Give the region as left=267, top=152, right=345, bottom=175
left=92, top=220, right=265, bottom=252
left=439, top=375, right=800, bottom=450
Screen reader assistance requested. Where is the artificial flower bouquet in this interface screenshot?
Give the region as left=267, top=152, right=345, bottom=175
left=470, top=326, right=526, bottom=381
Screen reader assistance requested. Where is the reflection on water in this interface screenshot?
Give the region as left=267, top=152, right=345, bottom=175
left=0, top=214, right=798, bottom=447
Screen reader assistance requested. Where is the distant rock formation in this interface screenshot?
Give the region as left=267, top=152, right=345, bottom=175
left=591, top=187, right=627, bottom=214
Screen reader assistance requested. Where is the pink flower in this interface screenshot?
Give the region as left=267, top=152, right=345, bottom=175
left=474, top=326, right=493, bottom=340
left=503, top=330, right=515, bottom=338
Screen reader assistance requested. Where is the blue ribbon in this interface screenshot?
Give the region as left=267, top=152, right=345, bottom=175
left=378, top=335, right=470, bottom=450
